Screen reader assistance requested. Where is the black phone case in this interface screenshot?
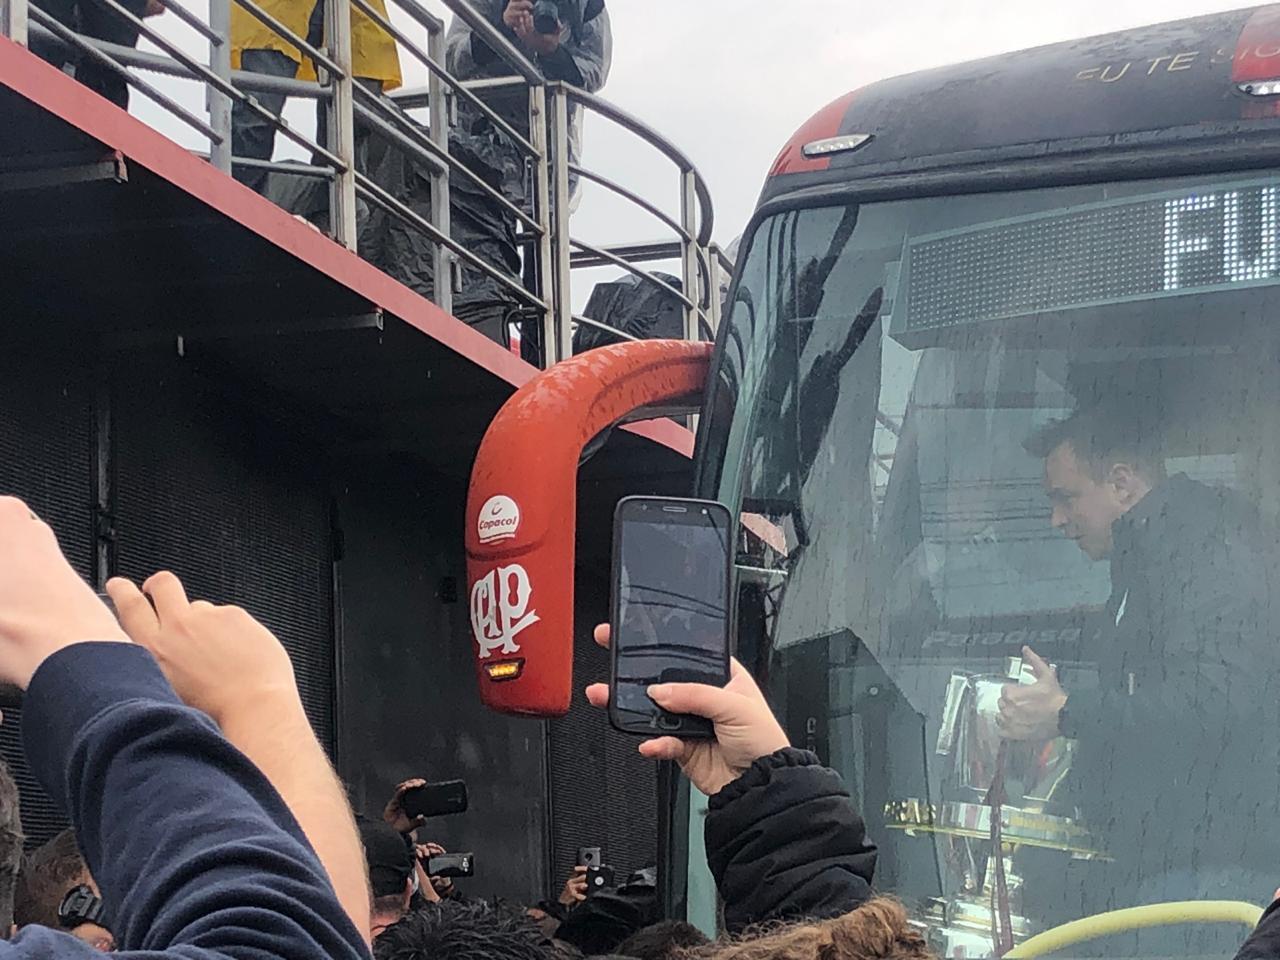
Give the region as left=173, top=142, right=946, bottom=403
left=608, top=496, right=732, bottom=740
left=402, top=780, right=469, bottom=819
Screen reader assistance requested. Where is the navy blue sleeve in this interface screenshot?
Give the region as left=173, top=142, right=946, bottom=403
left=0, top=642, right=368, bottom=960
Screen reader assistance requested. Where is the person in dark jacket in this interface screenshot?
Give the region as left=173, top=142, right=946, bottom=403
left=0, top=495, right=369, bottom=960
left=1002, top=407, right=1280, bottom=940
left=584, top=625, right=877, bottom=933
left=1235, top=896, right=1280, bottom=960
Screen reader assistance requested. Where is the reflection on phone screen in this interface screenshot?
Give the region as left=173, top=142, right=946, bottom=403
left=614, top=511, right=729, bottom=728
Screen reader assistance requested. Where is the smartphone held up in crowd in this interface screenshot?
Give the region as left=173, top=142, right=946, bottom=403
left=400, top=779, right=469, bottom=820
left=609, top=497, right=733, bottom=738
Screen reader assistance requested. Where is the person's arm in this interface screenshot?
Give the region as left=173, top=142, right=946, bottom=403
left=535, top=7, right=610, bottom=90
left=584, top=625, right=874, bottom=931
left=446, top=1, right=526, bottom=73
left=0, top=497, right=366, bottom=960
left=106, top=573, right=372, bottom=946
left=703, top=749, right=875, bottom=932
left=23, top=644, right=368, bottom=959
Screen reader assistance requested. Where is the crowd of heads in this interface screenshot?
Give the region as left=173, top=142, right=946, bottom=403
left=365, top=891, right=926, bottom=960
left=0, top=767, right=112, bottom=951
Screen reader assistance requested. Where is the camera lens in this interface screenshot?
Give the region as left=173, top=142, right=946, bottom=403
left=531, top=0, right=560, bottom=34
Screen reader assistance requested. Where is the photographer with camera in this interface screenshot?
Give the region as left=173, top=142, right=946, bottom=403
left=382, top=779, right=472, bottom=904
left=399, top=0, right=610, bottom=359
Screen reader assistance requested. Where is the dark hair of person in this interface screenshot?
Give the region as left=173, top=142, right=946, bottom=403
left=1024, top=405, right=1166, bottom=483
left=0, top=762, right=21, bottom=934
left=681, top=899, right=931, bottom=960
left=375, top=899, right=556, bottom=960
left=14, top=827, right=85, bottom=930
left=375, top=892, right=410, bottom=918
left=616, top=920, right=711, bottom=960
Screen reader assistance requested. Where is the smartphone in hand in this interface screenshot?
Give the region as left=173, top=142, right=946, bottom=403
left=401, top=780, right=469, bottom=819
left=585, top=864, right=615, bottom=896
left=609, top=497, right=732, bottom=738
left=424, top=852, right=475, bottom=878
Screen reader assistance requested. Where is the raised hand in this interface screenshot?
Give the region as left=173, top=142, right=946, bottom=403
left=585, top=624, right=789, bottom=796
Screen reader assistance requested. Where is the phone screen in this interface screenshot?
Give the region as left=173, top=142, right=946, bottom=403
left=611, top=498, right=731, bottom=736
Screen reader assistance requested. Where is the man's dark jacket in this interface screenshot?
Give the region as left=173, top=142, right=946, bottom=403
left=704, top=748, right=876, bottom=932
left=1060, top=473, right=1280, bottom=884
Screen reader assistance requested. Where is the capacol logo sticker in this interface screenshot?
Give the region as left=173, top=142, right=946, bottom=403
left=471, top=563, right=540, bottom=658
left=477, top=495, right=521, bottom=545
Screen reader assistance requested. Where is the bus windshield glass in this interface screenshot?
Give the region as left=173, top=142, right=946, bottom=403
left=701, top=171, right=1280, bottom=956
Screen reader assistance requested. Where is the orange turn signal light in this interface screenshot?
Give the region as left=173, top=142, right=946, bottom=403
left=485, top=659, right=524, bottom=682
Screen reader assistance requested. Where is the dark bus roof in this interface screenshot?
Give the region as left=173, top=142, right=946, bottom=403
left=762, top=4, right=1280, bottom=205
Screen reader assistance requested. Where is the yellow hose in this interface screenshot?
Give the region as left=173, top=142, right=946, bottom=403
left=1004, top=901, right=1263, bottom=959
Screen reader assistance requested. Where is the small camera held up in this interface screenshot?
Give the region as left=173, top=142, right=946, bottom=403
left=529, top=0, right=604, bottom=36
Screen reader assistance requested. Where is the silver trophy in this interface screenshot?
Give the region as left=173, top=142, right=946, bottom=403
left=886, top=658, right=1101, bottom=958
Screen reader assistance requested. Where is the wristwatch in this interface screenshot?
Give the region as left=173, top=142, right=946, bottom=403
left=58, top=884, right=105, bottom=928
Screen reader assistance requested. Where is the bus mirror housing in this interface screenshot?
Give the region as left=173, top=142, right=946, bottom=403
left=465, top=340, right=713, bottom=717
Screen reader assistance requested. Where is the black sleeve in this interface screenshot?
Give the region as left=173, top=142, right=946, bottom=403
left=704, top=748, right=876, bottom=933
left=1060, top=525, right=1264, bottom=746
left=1233, top=900, right=1280, bottom=959
left=11, top=642, right=368, bottom=960
left=538, top=9, right=610, bottom=89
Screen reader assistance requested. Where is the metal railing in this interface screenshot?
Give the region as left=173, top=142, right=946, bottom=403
left=2, top=0, right=728, bottom=368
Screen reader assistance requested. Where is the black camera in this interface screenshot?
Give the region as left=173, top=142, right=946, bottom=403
left=585, top=864, right=614, bottom=896
left=529, top=0, right=603, bottom=36
left=531, top=0, right=563, bottom=34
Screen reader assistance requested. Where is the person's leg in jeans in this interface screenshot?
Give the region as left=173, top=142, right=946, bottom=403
left=303, top=0, right=385, bottom=174
left=231, top=49, right=297, bottom=190
left=27, top=0, right=78, bottom=79
left=72, top=0, right=148, bottom=108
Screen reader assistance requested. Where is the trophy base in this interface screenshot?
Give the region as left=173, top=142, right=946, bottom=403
left=917, top=879, right=1035, bottom=958
left=885, top=798, right=1105, bottom=857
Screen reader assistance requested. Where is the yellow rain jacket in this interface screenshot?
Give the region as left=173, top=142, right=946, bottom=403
left=231, top=0, right=402, bottom=89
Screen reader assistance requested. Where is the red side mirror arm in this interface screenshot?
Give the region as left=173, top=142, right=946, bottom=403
left=465, top=340, right=713, bottom=716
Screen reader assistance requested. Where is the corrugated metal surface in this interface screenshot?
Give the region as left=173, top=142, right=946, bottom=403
left=112, top=364, right=335, bottom=748
left=548, top=583, right=658, bottom=885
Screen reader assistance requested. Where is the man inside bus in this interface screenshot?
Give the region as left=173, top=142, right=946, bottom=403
left=999, top=405, right=1280, bottom=922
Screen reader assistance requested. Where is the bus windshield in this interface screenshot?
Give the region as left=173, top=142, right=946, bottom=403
left=700, top=172, right=1280, bottom=956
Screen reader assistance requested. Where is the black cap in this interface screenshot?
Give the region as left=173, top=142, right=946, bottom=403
left=357, top=816, right=415, bottom=898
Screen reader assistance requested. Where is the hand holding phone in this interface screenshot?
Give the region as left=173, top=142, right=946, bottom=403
left=587, top=624, right=791, bottom=797
left=609, top=498, right=732, bottom=738
left=401, top=780, right=469, bottom=820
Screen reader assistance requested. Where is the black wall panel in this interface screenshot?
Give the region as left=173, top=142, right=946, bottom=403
left=547, top=571, right=658, bottom=886
left=334, top=462, right=551, bottom=905
left=111, top=360, right=335, bottom=748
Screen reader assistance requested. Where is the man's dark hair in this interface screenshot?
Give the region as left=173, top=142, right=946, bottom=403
left=616, top=921, right=711, bottom=960
left=1024, top=405, right=1166, bottom=482
left=15, top=827, right=85, bottom=930
left=0, top=762, right=21, bottom=933
left=375, top=899, right=556, bottom=960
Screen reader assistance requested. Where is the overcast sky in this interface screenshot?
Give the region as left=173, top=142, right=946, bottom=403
left=130, top=0, right=1256, bottom=297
